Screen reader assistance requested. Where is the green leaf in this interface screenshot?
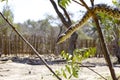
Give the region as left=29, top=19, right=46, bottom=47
left=55, top=70, right=61, bottom=76
left=61, top=51, right=68, bottom=59
left=0, top=0, right=8, bottom=2
left=112, top=0, right=117, bottom=4
left=83, top=52, right=89, bottom=58
left=72, top=67, right=78, bottom=78
left=65, top=65, right=71, bottom=74
left=62, top=69, right=67, bottom=78
left=59, top=0, right=71, bottom=8
left=61, top=50, right=72, bottom=60
left=72, top=56, right=77, bottom=63
left=91, top=47, right=96, bottom=55
left=59, top=47, right=96, bottom=79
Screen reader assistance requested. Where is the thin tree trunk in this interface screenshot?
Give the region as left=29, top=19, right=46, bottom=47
left=68, top=32, right=78, bottom=55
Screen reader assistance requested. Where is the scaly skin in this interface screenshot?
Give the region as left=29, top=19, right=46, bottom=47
left=56, top=4, right=120, bottom=44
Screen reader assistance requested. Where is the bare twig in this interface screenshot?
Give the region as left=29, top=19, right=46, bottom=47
left=79, top=0, right=117, bottom=80
left=72, top=0, right=84, bottom=6
left=50, top=0, right=70, bottom=28
left=90, top=0, right=94, bottom=7
left=58, top=0, right=72, bottom=24
left=74, top=62, right=107, bottom=80
left=79, top=0, right=90, bottom=10
left=0, top=12, right=62, bottom=80
left=57, top=25, right=63, bottom=37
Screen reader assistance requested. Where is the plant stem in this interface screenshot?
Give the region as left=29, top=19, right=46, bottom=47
left=0, top=12, right=62, bottom=80
left=79, top=0, right=117, bottom=80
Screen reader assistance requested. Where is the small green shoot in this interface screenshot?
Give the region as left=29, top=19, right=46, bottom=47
left=55, top=47, right=96, bottom=79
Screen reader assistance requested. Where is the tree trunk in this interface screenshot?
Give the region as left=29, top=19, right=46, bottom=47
left=68, top=32, right=78, bottom=55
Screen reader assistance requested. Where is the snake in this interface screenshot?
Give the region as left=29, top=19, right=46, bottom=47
left=56, top=4, right=120, bottom=44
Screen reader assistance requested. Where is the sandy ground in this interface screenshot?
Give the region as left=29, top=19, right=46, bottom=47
left=0, top=57, right=120, bottom=80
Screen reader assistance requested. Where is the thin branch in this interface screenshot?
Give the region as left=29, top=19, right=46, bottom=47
left=50, top=0, right=70, bottom=28
left=93, top=12, right=117, bottom=80
left=72, top=0, right=84, bottom=6
left=74, top=62, right=107, bottom=80
left=58, top=0, right=72, bottom=25
left=79, top=0, right=117, bottom=80
left=0, top=12, right=62, bottom=80
left=58, top=24, right=63, bottom=37
left=79, top=0, right=90, bottom=10
left=90, top=0, right=94, bottom=7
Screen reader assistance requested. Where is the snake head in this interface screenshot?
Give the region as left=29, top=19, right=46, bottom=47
left=56, top=33, right=67, bottom=44
left=56, top=27, right=74, bottom=44
left=56, top=29, right=73, bottom=44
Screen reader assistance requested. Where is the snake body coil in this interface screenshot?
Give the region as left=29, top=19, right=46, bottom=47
left=56, top=4, right=120, bottom=44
